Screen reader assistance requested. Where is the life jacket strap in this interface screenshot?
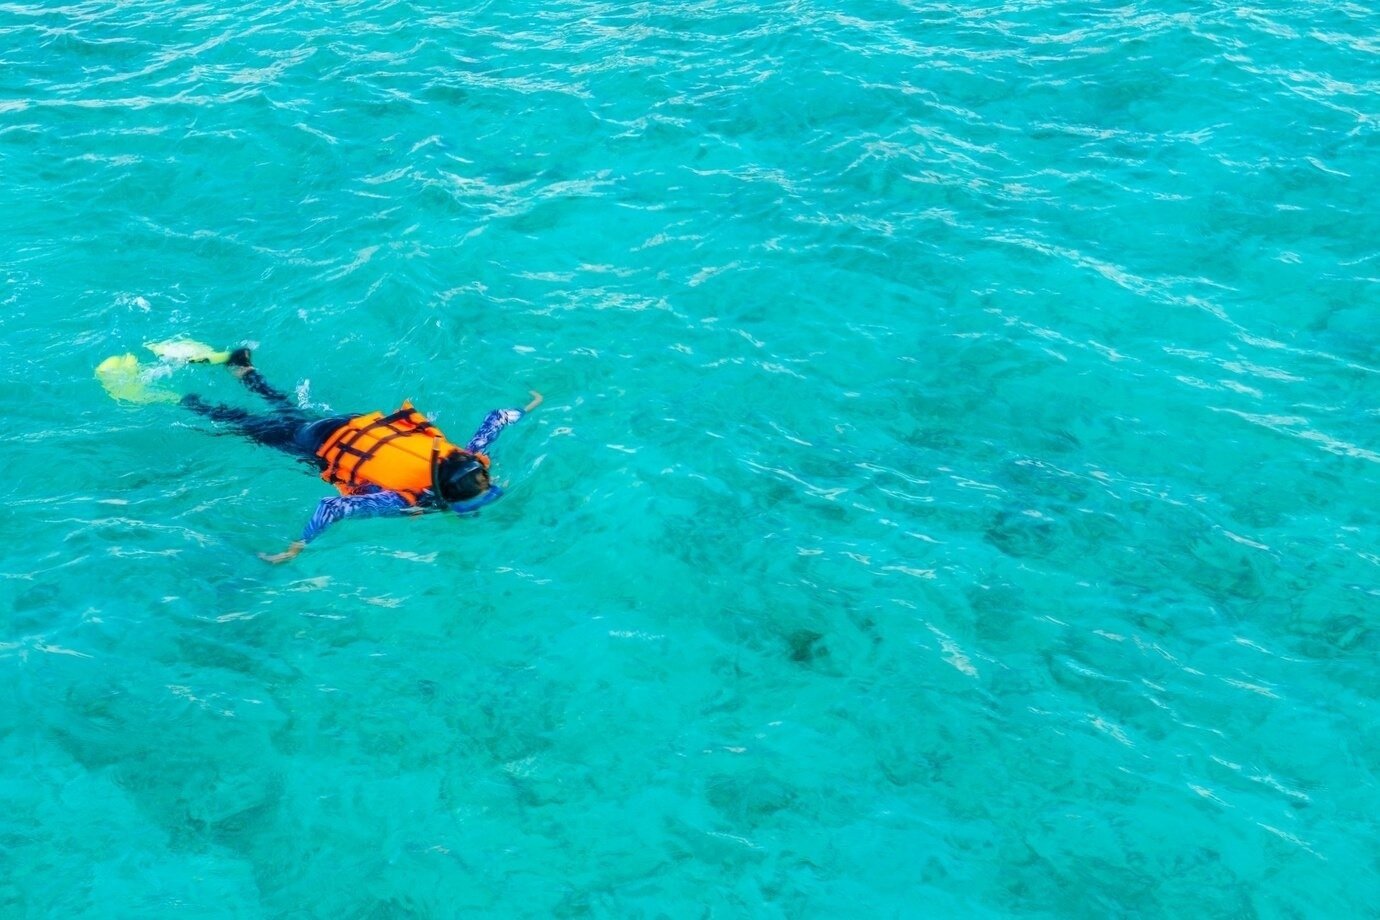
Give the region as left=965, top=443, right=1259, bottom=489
left=316, top=403, right=451, bottom=500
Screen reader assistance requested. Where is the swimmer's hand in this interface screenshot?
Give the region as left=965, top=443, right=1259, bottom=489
left=259, top=540, right=305, bottom=565
left=524, top=390, right=543, bottom=412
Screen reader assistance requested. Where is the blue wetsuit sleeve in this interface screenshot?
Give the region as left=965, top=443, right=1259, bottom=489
left=301, top=491, right=412, bottom=544
left=466, top=408, right=524, bottom=454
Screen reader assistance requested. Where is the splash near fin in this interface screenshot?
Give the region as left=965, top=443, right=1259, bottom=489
left=96, top=353, right=179, bottom=404
left=146, top=338, right=231, bottom=365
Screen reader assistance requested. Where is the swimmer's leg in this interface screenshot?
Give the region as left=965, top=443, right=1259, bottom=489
left=181, top=394, right=304, bottom=452
left=226, top=348, right=297, bottom=410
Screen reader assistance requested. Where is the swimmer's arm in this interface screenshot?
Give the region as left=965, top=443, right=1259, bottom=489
left=259, top=491, right=413, bottom=563
left=259, top=541, right=305, bottom=565
left=465, top=391, right=542, bottom=454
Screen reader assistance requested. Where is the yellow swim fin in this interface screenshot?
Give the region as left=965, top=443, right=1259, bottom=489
left=96, top=353, right=179, bottom=404
left=146, top=338, right=232, bottom=365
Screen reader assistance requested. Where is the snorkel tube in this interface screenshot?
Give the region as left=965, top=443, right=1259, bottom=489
left=430, top=436, right=451, bottom=511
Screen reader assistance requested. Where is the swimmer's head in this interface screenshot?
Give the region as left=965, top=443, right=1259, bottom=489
left=438, top=452, right=491, bottom=502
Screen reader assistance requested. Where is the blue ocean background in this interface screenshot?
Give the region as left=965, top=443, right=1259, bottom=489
left=2, top=1, right=1377, bottom=916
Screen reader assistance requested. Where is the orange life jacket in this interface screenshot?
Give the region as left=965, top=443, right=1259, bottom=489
left=314, top=401, right=488, bottom=505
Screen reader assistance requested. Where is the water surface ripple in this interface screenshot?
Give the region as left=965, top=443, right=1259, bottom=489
left=2, top=0, right=1377, bottom=916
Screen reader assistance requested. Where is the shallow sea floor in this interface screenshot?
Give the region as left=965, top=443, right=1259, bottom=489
left=2, top=1, right=1378, bottom=916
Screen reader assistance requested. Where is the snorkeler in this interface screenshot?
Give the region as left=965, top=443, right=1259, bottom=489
left=96, top=342, right=541, bottom=564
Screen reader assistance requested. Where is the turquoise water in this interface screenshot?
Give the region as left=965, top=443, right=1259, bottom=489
left=2, top=0, right=1377, bottom=915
